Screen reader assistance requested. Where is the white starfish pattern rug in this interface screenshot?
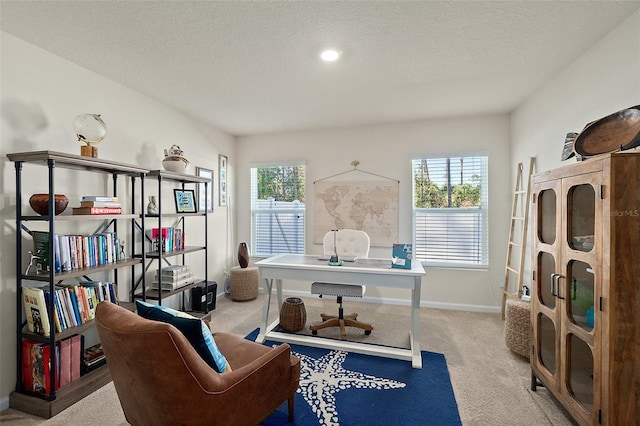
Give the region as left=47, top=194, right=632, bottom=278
left=252, top=330, right=461, bottom=426
left=292, top=348, right=406, bottom=426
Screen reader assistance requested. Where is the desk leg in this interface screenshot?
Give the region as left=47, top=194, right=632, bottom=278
left=276, top=278, right=283, bottom=311
left=411, top=276, right=422, bottom=368
left=256, top=278, right=273, bottom=343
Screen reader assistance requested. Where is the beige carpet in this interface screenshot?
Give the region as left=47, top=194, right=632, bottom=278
left=0, top=294, right=576, bottom=425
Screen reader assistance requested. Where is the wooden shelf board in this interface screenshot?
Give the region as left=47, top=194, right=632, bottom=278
left=22, top=258, right=142, bottom=281
left=9, top=365, right=112, bottom=419
left=7, top=150, right=148, bottom=176
left=137, top=246, right=206, bottom=259
left=147, top=169, right=211, bottom=184
left=186, top=310, right=214, bottom=321
left=134, top=279, right=205, bottom=300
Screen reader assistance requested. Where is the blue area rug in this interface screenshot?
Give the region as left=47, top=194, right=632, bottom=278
left=245, top=329, right=461, bottom=426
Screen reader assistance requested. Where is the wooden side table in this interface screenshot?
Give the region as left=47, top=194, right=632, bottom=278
left=230, top=266, right=259, bottom=301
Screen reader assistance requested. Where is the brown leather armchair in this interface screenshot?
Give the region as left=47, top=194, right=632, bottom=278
left=95, top=302, right=300, bottom=426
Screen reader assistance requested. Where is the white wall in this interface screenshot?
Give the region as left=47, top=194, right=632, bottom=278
left=511, top=10, right=640, bottom=283
left=236, top=115, right=512, bottom=310
left=512, top=10, right=640, bottom=175
left=0, top=33, right=235, bottom=408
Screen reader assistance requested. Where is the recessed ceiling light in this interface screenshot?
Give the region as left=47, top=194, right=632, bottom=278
left=320, top=49, right=342, bottom=62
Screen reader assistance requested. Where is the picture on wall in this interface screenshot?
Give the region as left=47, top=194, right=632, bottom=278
left=219, top=154, right=228, bottom=207
left=174, top=189, right=197, bottom=213
left=196, top=166, right=214, bottom=212
left=314, top=180, right=399, bottom=246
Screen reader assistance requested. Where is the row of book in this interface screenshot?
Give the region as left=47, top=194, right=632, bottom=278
left=23, top=282, right=118, bottom=336
left=149, top=227, right=185, bottom=253
left=32, top=230, right=122, bottom=274
left=21, top=335, right=104, bottom=396
left=72, top=195, right=122, bottom=215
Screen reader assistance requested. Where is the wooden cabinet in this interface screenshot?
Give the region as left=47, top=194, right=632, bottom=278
left=132, top=170, right=212, bottom=317
left=530, top=152, right=640, bottom=425
left=6, top=151, right=147, bottom=418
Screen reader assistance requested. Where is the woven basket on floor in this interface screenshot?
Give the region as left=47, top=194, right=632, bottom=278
left=230, top=266, right=259, bottom=301
left=505, top=297, right=531, bottom=359
left=279, top=297, right=307, bottom=332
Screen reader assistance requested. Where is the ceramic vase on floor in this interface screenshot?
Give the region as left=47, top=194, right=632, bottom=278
left=238, top=242, right=250, bottom=268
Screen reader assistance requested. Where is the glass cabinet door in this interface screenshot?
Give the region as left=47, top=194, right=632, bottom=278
left=538, top=188, right=557, bottom=245
left=567, top=260, right=595, bottom=332
left=532, top=182, right=562, bottom=384
left=561, top=177, right=599, bottom=419
left=537, top=313, right=557, bottom=376
left=567, top=184, right=595, bottom=253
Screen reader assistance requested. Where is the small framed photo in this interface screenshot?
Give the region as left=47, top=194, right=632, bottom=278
left=219, top=154, right=228, bottom=207
left=196, top=167, right=214, bottom=212
left=174, top=189, right=197, bottom=213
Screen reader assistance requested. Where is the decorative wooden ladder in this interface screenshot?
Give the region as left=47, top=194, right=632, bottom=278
left=501, top=157, right=535, bottom=319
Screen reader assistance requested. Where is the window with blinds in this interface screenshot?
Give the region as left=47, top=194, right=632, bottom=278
left=412, top=156, right=488, bottom=267
left=251, top=164, right=306, bottom=257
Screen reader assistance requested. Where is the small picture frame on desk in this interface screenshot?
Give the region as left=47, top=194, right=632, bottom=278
left=174, top=189, right=197, bottom=213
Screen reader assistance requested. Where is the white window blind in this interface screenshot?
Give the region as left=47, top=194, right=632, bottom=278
left=412, top=156, right=488, bottom=267
left=251, top=164, right=305, bottom=257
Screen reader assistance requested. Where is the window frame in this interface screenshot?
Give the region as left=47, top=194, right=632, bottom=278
left=411, top=154, right=489, bottom=269
left=250, top=162, right=306, bottom=258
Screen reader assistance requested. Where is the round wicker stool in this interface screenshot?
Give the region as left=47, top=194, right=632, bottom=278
left=279, top=297, right=307, bottom=332
left=230, top=266, right=259, bottom=301
left=505, top=298, right=531, bottom=359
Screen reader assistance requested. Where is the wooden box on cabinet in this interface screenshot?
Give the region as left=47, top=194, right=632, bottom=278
left=530, top=152, right=640, bottom=425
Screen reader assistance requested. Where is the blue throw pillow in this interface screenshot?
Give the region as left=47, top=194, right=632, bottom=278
left=135, top=300, right=230, bottom=373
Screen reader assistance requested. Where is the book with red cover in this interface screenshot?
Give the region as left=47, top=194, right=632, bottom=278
left=72, top=207, right=122, bottom=215
left=21, top=339, right=59, bottom=396
left=70, top=334, right=82, bottom=381
left=59, top=337, right=72, bottom=387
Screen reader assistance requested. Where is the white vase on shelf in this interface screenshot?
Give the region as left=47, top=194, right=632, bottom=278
left=147, top=196, right=159, bottom=215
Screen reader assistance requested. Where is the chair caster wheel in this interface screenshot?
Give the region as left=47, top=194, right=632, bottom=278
left=312, top=330, right=318, bottom=335
left=365, top=330, right=371, bottom=335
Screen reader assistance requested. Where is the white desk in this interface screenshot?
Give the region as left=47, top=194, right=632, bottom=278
left=255, top=254, right=426, bottom=368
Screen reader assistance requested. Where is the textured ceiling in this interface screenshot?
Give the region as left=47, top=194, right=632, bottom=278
left=1, top=1, right=638, bottom=136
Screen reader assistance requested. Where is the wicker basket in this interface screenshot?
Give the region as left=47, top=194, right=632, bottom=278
left=279, top=297, right=307, bottom=332
left=505, top=298, right=531, bottom=359
left=230, top=266, right=259, bottom=301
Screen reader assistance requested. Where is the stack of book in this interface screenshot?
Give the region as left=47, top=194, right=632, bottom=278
left=72, top=196, right=122, bottom=215
left=153, top=265, right=194, bottom=291
left=82, top=342, right=106, bottom=374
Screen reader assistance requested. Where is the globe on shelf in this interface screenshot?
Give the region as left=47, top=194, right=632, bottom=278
left=74, top=113, right=106, bottom=158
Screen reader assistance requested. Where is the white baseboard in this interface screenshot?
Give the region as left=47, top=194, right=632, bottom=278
left=276, top=289, right=501, bottom=314
left=1, top=395, right=9, bottom=412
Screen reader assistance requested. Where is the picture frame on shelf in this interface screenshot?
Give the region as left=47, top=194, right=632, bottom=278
left=219, top=154, right=228, bottom=207
left=196, top=166, right=214, bottom=212
left=174, top=189, right=197, bottom=213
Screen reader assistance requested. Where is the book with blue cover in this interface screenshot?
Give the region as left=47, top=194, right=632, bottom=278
left=391, top=244, right=412, bottom=269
